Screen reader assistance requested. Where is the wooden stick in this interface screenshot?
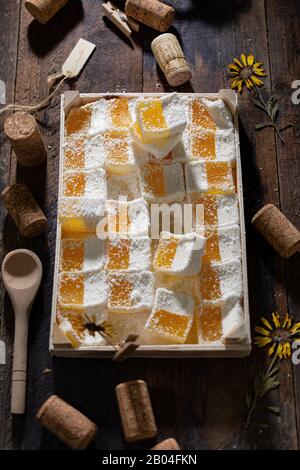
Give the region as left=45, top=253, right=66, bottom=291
left=102, top=2, right=139, bottom=39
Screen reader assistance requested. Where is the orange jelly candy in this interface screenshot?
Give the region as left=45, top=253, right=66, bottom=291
left=63, top=172, right=86, bottom=197
left=203, top=227, right=221, bottom=262
left=65, top=106, right=92, bottom=135
left=148, top=309, right=191, bottom=342
left=198, top=303, right=222, bottom=341
left=191, top=99, right=216, bottom=131
left=106, top=239, right=130, bottom=270
left=195, top=194, right=218, bottom=226
left=137, top=100, right=167, bottom=130
left=61, top=241, right=84, bottom=272
left=59, top=273, right=84, bottom=306
left=191, top=132, right=216, bottom=159
left=199, top=263, right=221, bottom=301
left=110, top=98, right=132, bottom=129
left=64, top=138, right=85, bottom=170
left=109, top=275, right=132, bottom=308
left=206, top=161, right=234, bottom=193
left=142, top=164, right=166, bottom=198
left=154, top=237, right=178, bottom=269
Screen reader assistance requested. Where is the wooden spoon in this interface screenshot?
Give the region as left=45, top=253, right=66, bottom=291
left=2, top=249, right=42, bottom=414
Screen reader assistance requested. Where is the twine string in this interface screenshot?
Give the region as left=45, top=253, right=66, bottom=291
left=0, top=74, right=69, bottom=116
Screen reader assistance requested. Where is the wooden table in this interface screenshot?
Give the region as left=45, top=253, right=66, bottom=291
left=1, top=0, right=300, bottom=450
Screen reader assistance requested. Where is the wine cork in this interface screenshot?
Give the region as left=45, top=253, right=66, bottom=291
left=25, top=0, right=70, bottom=24
left=252, top=204, right=300, bottom=258
left=37, top=395, right=98, bottom=449
left=125, top=0, right=175, bottom=33
left=115, top=380, right=157, bottom=442
left=151, top=34, right=192, bottom=86
left=2, top=184, right=48, bottom=238
left=151, top=438, right=181, bottom=450
left=4, top=112, right=46, bottom=167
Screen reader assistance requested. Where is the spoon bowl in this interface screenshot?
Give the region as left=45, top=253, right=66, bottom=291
left=2, top=249, right=43, bottom=414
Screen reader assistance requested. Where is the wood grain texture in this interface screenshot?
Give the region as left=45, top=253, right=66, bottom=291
left=0, top=0, right=22, bottom=451
left=1, top=0, right=300, bottom=450
left=265, top=0, right=300, bottom=446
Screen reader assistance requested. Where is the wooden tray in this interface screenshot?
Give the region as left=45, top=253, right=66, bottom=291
left=49, top=90, right=251, bottom=358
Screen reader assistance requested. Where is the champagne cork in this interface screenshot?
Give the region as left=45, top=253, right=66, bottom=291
left=4, top=112, right=46, bottom=167
left=151, top=438, right=181, bottom=450
left=2, top=184, right=48, bottom=238
left=25, top=0, right=70, bottom=24
left=37, top=395, right=98, bottom=449
left=115, top=380, right=157, bottom=442
left=252, top=203, right=300, bottom=258
left=125, top=0, right=175, bottom=33
left=151, top=34, right=192, bottom=86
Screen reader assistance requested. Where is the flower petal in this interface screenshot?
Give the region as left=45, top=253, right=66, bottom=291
left=282, top=312, right=289, bottom=328
left=254, top=336, right=272, bottom=347
left=268, top=343, right=276, bottom=356
left=290, top=322, right=300, bottom=333
left=260, top=317, right=273, bottom=331
left=230, top=79, right=240, bottom=90
left=272, top=312, right=281, bottom=328
left=251, top=75, right=264, bottom=86
left=246, top=78, right=254, bottom=89
left=238, top=80, right=244, bottom=93
left=254, top=61, right=265, bottom=68
left=286, top=315, right=292, bottom=330
left=276, top=343, right=283, bottom=359
left=233, top=58, right=243, bottom=68
left=253, top=67, right=268, bottom=77
left=241, top=54, right=247, bottom=66
left=247, top=54, right=255, bottom=66
left=283, top=342, right=291, bottom=358
left=254, top=326, right=271, bottom=336
left=229, top=64, right=241, bottom=73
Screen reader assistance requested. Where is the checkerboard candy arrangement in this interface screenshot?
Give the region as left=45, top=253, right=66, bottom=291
left=53, top=92, right=249, bottom=355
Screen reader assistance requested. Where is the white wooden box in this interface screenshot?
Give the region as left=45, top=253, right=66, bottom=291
left=49, top=90, right=251, bottom=358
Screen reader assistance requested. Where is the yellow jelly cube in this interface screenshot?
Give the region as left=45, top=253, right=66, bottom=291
left=145, top=288, right=194, bottom=343
left=190, top=98, right=216, bottom=131
left=198, top=302, right=222, bottom=342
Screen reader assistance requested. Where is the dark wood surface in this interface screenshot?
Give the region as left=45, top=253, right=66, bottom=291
left=1, top=0, right=300, bottom=450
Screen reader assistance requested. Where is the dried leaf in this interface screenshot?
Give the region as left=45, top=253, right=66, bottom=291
left=271, top=100, right=279, bottom=120
left=266, top=96, right=274, bottom=114
left=255, top=122, right=273, bottom=130
left=244, top=356, right=280, bottom=428
left=279, top=123, right=294, bottom=131
left=252, top=98, right=267, bottom=113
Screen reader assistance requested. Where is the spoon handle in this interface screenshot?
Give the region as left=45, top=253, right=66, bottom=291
left=11, top=313, right=29, bottom=414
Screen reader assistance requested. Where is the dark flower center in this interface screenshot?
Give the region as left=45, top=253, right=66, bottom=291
left=240, top=66, right=253, bottom=80
left=84, top=322, right=104, bottom=337
left=271, top=328, right=291, bottom=344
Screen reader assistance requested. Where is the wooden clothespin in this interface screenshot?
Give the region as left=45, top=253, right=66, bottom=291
left=102, top=1, right=140, bottom=40
left=113, top=334, right=140, bottom=362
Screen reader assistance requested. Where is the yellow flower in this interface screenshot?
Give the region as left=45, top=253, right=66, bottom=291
left=254, top=312, right=300, bottom=359
left=228, top=54, right=267, bottom=93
